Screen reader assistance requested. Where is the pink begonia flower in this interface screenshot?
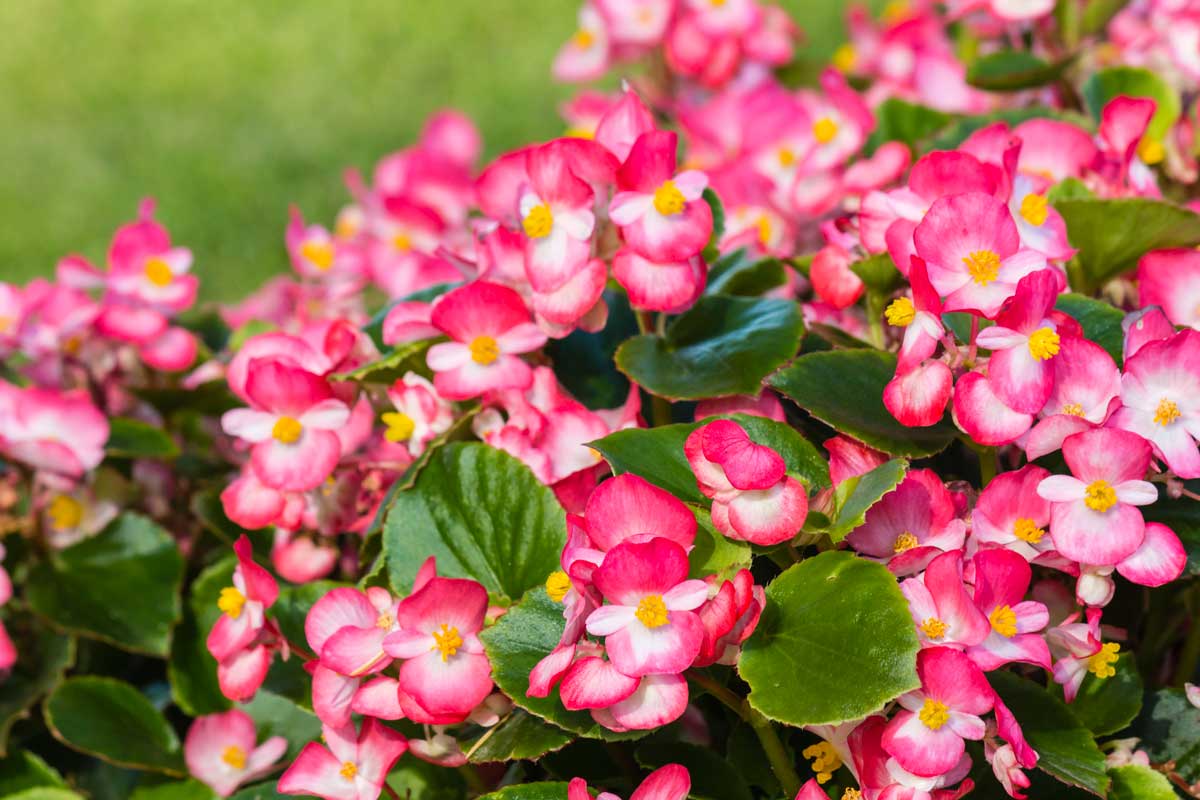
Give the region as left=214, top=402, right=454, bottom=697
left=382, top=372, right=453, bottom=458
left=612, top=248, right=707, bottom=313
left=987, top=741, right=1031, bottom=800
left=846, top=470, right=968, bottom=575
left=694, top=391, right=786, bottom=423
left=1047, top=607, right=1120, bottom=702
left=850, top=714, right=975, bottom=800
left=1008, top=174, right=1074, bottom=262
left=884, top=258, right=952, bottom=428
left=971, top=466, right=1056, bottom=563
left=425, top=281, right=547, bottom=401
left=974, top=269, right=1064, bottom=414
left=207, top=536, right=279, bottom=702
left=1036, top=428, right=1158, bottom=566
left=665, top=14, right=743, bottom=89
left=825, top=435, right=888, bottom=488
left=1110, top=329, right=1200, bottom=479
left=685, top=419, right=809, bottom=545
left=914, top=192, right=1047, bottom=318
left=965, top=549, right=1051, bottom=671
left=220, top=466, right=305, bottom=532
left=381, top=301, right=440, bottom=346
left=568, top=763, right=691, bottom=800
left=40, top=483, right=119, bottom=550
left=184, top=709, right=286, bottom=797
left=951, top=371, right=1034, bottom=447
left=693, top=569, right=765, bottom=667
left=271, top=529, right=339, bottom=584
left=810, top=244, right=865, bottom=310
left=881, top=647, right=995, bottom=778
left=586, top=538, right=709, bottom=677
left=518, top=140, right=600, bottom=292
left=0, top=383, right=108, bottom=478
left=1123, top=305, right=1176, bottom=361
left=103, top=198, right=198, bottom=312
left=1094, top=96, right=1160, bottom=196
left=1025, top=336, right=1121, bottom=461
left=900, top=549, right=991, bottom=649
left=1138, top=249, right=1200, bottom=329
left=554, top=5, right=611, bottom=82
left=307, top=587, right=400, bottom=682
left=278, top=718, right=407, bottom=800
left=0, top=545, right=14, bottom=674
left=594, top=88, right=656, bottom=163
left=1114, top=521, right=1186, bottom=590
left=285, top=206, right=365, bottom=291
left=221, top=360, right=351, bottom=492
left=575, top=473, right=698, bottom=554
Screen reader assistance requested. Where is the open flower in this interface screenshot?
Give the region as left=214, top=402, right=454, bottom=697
left=185, top=710, right=287, bottom=797
left=568, top=763, right=691, bottom=800
left=846, top=470, right=968, bottom=575
left=519, top=140, right=599, bottom=291
left=1138, top=249, right=1200, bottom=330
left=974, top=269, right=1063, bottom=415
left=966, top=549, right=1051, bottom=671
left=1047, top=608, right=1120, bottom=702
left=206, top=536, right=279, bottom=702
left=383, top=372, right=454, bottom=457
left=900, top=549, right=990, bottom=649
left=971, top=465, right=1055, bottom=563
left=278, top=719, right=407, bottom=800
left=1025, top=336, right=1121, bottom=461
left=0, top=383, right=108, bottom=478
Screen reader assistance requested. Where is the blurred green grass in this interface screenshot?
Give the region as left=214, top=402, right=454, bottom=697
left=0, top=0, right=848, bottom=301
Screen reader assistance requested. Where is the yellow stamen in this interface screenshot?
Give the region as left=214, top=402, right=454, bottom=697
left=564, top=126, right=594, bottom=140
left=919, top=698, right=950, bottom=730
left=653, top=180, right=686, bottom=216
left=469, top=335, right=499, bottom=365
left=1061, top=403, right=1085, bottom=417
left=376, top=612, right=394, bottom=630
left=813, top=117, right=838, bottom=145
left=218, top=586, right=247, bottom=619
left=144, top=257, right=173, bottom=287
left=1087, top=642, right=1120, bottom=679
left=300, top=240, right=334, bottom=271
left=636, top=595, right=669, bottom=628
left=842, top=791, right=863, bottom=800
left=893, top=532, right=919, bottom=553
left=0, top=316, right=13, bottom=333
left=431, top=623, right=463, bottom=662
left=272, top=416, right=302, bottom=444
left=1084, top=480, right=1117, bottom=513
left=1154, top=398, right=1181, bottom=427
left=221, top=745, right=247, bottom=770
left=777, top=147, right=797, bottom=168
left=1027, top=327, right=1061, bottom=361
left=339, top=761, right=358, bottom=780
left=1019, top=194, right=1048, bottom=227
left=920, top=617, right=948, bottom=639
left=1138, top=137, right=1165, bottom=165
left=833, top=43, right=857, bottom=73
left=62, top=335, right=83, bottom=356
left=885, top=297, right=916, bottom=327
left=572, top=29, right=595, bottom=49
left=882, top=0, right=910, bottom=22
left=545, top=570, right=572, bottom=602
left=802, top=742, right=843, bottom=785
left=392, top=232, right=413, bottom=252
left=963, top=249, right=1001, bottom=286
left=989, top=605, right=1018, bottom=638
left=47, top=495, right=84, bottom=530
left=756, top=215, right=773, bottom=246
left=1013, top=517, right=1046, bottom=544
left=382, top=411, right=416, bottom=443
left=335, top=216, right=359, bottom=239
left=522, top=204, right=553, bottom=238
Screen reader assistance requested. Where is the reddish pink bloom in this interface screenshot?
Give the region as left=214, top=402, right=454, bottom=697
left=694, top=391, right=785, bottom=423
left=0, top=383, right=108, bottom=477
left=381, top=301, right=439, bottom=346
left=554, top=6, right=611, bottom=82
left=825, top=435, right=888, bottom=488
left=966, top=549, right=1051, bottom=671
left=383, top=372, right=454, bottom=458
left=810, top=244, right=865, bottom=310
left=846, top=470, right=967, bottom=575
left=185, top=709, right=286, bottom=797
left=1009, top=175, right=1074, bottom=262
left=1047, top=607, right=1119, bottom=702
left=1123, top=306, right=1176, bottom=361
left=278, top=719, right=407, bottom=800
left=693, top=568, right=764, bottom=667
left=884, top=258, right=952, bottom=428
left=849, top=715, right=975, bottom=800
left=974, top=269, right=1064, bottom=415
left=574, top=473, right=698, bottom=554
left=207, top=536, right=279, bottom=702
left=104, top=198, right=198, bottom=312
left=1138, top=249, right=1200, bottom=330
left=972, top=466, right=1055, bottom=563
left=1115, top=521, right=1187, bottom=591
left=519, top=140, right=601, bottom=291
left=272, top=530, right=339, bottom=584
left=568, top=763, right=691, bottom=800
left=612, top=248, right=707, bottom=313
left=951, top=371, right=1034, bottom=447
left=900, top=550, right=990, bottom=649
left=1025, top=336, right=1121, bottom=461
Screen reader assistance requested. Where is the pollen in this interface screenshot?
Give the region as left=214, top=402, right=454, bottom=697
left=1084, top=479, right=1117, bottom=513
left=375, top=611, right=394, bottom=630
left=653, top=180, right=687, bottom=216
left=842, top=791, right=863, bottom=800
left=1087, top=642, right=1120, bottom=679
left=143, top=257, right=173, bottom=287
left=300, top=240, right=334, bottom=271
left=218, top=586, right=247, bottom=619
left=1019, top=193, right=1048, bottom=227
left=777, top=147, right=797, bottom=168
left=893, top=532, right=919, bottom=553
left=882, top=0, right=911, bottom=22
left=832, top=43, right=857, bottom=73
left=522, top=203, right=553, bottom=238
left=802, top=741, right=842, bottom=784
left=885, top=297, right=916, bottom=327
left=919, top=617, right=948, bottom=639
left=221, top=745, right=247, bottom=770
left=392, top=232, right=413, bottom=252
left=339, top=761, right=358, bottom=780
left=812, top=117, right=838, bottom=144
left=963, top=249, right=1001, bottom=286
left=272, top=416, right=303, bottom=444
left=1061, top=403, right=1085, bottom=417
left=989, top=604, right=1018, bottom=638
left=1138, top=137, right=1165, bottom=165
left=0, top=316, right=12, bottom=333
left=545, top=570, right=571, bottom=602
left=47, top=494, right=84, bottom=530
left=382, top=411, right=416, bottom=443
left=636, top=594, right=669, bottom=628
left=572, top=28, right=595, bottom=49
left=431, top=623, right=463, bottom=662
left=469, top=335, right=500, bottom=365
left=919, top=698, right=950, bottom=730
left=756, top=215, right=773, bottom=246
left=1027, top=327, right=1061, bottom=361
left=1153, top=398, right=1181, bottom=426
left=1013, top=517, right=1046, bottom=544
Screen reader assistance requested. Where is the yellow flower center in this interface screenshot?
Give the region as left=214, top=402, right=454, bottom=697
left=1061, top=403, right=1085, bottom=417
left=802, top=742, right=843, bottom=784
left=376, top=612, right=394, bottom=630
left=989, top=604, right=1018, bottom=638
left=893, top=532, right=919, bottom=553
left=777, top=147, right=797, bottom=168
left=653, top=180, right=687, bottom=216
left=636, top=595, right=669, bottom=628
left=919, top=617, right=948, bottom=639
left=382, top=411, right=416, bottom=443
left=522, top=203, right=553, bottom=238
left=919, top=698, right=950, bottom=730
left=545, top=570, right=572, bottom=602
left=1138, top=137, right=1165, bottom=165
left=221, top=745, right=247, bottom=770
left=1027, top=327, right=1061, bottom=361
left=469, top=335, right=500, bottom=365
left=335, top=217, right=359, bottom=239
left=756, top=215, right=773, bottom=246
left=218, top=586, right=247, bottom=619
left=813, top=117, right=839, bottom=144
left=431, top=623, right=463, bottom=662
left=883, top=0, right=910, bottom=22
left=143, top=257, right=173, bottom=287
left=300, top=240, right=334, bottom=270
left=1013, top=517, right=1046, bottom=544
left=963, top=249, right=1001, bottom=286
left=47, top=494, right=84, bottom=530
left=573, top=29, right=595, bottom=49
left=1019, top=194, right=1048, bottom=227
left=1087, top=642, right=1120, bottom=679
left=340, top=761, right=358, bottom=780
left=0, top=315, right=13, bottom=333
left=272, top=416, right=303, bottom=444
left=833, top=43, right=857, bottom=72
left=885, top=297, right=916, bottom=327
left=392, top=232, right=413, bottom=252
left=1154, top=398, right=1181, bottom=427
left=842, top=791, right=863, bottom=800
left=1084, top=480, right=1117, bottom=513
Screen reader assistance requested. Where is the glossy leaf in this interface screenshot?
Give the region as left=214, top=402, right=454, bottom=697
left=241, top=690, right=321, bottom=762
left=636, top=742, right=752, bottom=800
left=129, top=781, right=215, bottom=800
left=105, top=417, right=179, bottom=459
left=849, top=252, right=900, bottom=294
left=479, top=783, right=571, bottom=800
left=0, top=750, right=69, bottom=796
left=0, top=615, right=74, bottom=756
left=1069, top=654, right=1142, bottom=737
left=462, top=710, right=573, bottom=763
left=706, top=250, right=787, bottom=297
left=826, top=459, right=909, bottom=543
left=1108, top=765, right=1175, bottom=800
left=330, top=339, right=432, bottom=383
left=1133, top=689, right=1200, bottom=783
left=1055, top=293, right=1125, bottom=365
left=967, top=51, right=1074, bottom=91
left=865, top=98, right=952, bottom=154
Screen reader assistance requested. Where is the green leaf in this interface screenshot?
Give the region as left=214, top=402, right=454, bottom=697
left=703, top=187, right=726, bottom=246
left=1107, top=764, right=1176, bottom=800
left=1081, top=0, right=1126, bottom=34
left=636, top=742, right=752, bottom=800
left=1046, top=177, right=1094, bottom=203
left=190, top=489, right=252, bottom=545
left=545, top=288, right=636, bottom=410
left=386, top=758, right=466, bottom=800
left=27, top=513, right=183, bottom=656
left=43, top=677, right=185, bottom=775
left=768, top=350, right=958, bottom=457
left=1056, top=198, right=1200, bottom=292
left=9, top=790, right=85, bottom=800
left=1055, top=293, right=1125, bottom=365
left=228, top=783, right=289, bottom=800
left=1133, top=689, right=1200, bottom=783
left=967, top=50, right=1074, bottom=91
left=0, top=750, right=68, bottom=795
left=479, top=783, right=571, bottom=800
left=738, top=551, right=920, bottom=726
left=1069, top=654, right=1143, bottom=736
left=479, top=588, right=643, bottom=741
left=849, top=253, right=900, bottom=295
left=930, top=108, right=1093, bottom=150
left=383, top=443, right=566, bottom=602
left=362, top=282, right=459, bottom=350
left=330, top=338, right=432, bottom=383
left=168, top=557, right=235, bottom=716
left=1082, top=66, right=1181, bottom=142
left=989, top=671, right=1110, bottom=796
left=616, top=295, right=804, bottom=401
left=826, top=459, right=909, bottom=543
left=241, top=690, right=321, bottom=762
left=462, top=709, right=573, bottom=763
left=0, top=614, right=74, bottom=756
left=690, top=510, right=752, bottom=581
left=130, top=780, right=215, bottom=800
left=105, top=417, right=179, bottom=459
left=865, top=98, right=952, bottom=154
left=706, top=250, right=787, bottom=297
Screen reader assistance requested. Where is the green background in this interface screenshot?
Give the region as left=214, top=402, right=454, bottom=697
left=1, top=0, right=850, bottom=300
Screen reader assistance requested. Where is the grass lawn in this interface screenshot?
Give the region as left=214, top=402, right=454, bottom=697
left=0, top=0, right=849, bottom=300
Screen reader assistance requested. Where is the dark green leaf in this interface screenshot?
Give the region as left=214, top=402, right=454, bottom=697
left=1134, top=689, right=1200, bottom=783
left=849, top=253, right=900, bottom=295
left=386, top=757, right=466, bottom=800
left=1082, top=66, right=1181, bottom=141
left=703, top=187, right=726, bottom=246
left=1046, top=177, right=1094, bottom=203
left=826, top=459, right=908, bottom=543
left=1107, top=764, right=1176, bottom=800
left=228, top=783, right=289, bottom=800
left=168, top=557, right=235, bottom=716
left=739, top=551, right=920, bottom=726
left=330, top=339, right=432, bottom=383
left=690, top=509, right=753, bottom=581
left=462, top=709, right=573, bottom=763
left=967, top=51, right=1074, bottom=91
left=0, top=614, right=74, bottom=756
left=636, top=742, right=752, bottom=800
left=706, top=250, right=787, bottom=297
left=8, top=790, right=85, bottom=800
left=241, top=690, right=321, bottom=762
left=865, top=98, right=952, bottom=154
left=479, top=783, right=571, bottom=800
left=130, top=780, right=215, bottom=800
left=105, top=418, right=179, bottom=459
left=0, top=750, right=68, bottom=795
left=1069, top=653, right=1143, bottom=737
left=545, top=288, right=636, bottom=410
left=1055, top=293, right=1125, bottom=365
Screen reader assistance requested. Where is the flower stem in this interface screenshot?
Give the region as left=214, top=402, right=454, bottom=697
left=866, top=292, right=886, bottom=349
